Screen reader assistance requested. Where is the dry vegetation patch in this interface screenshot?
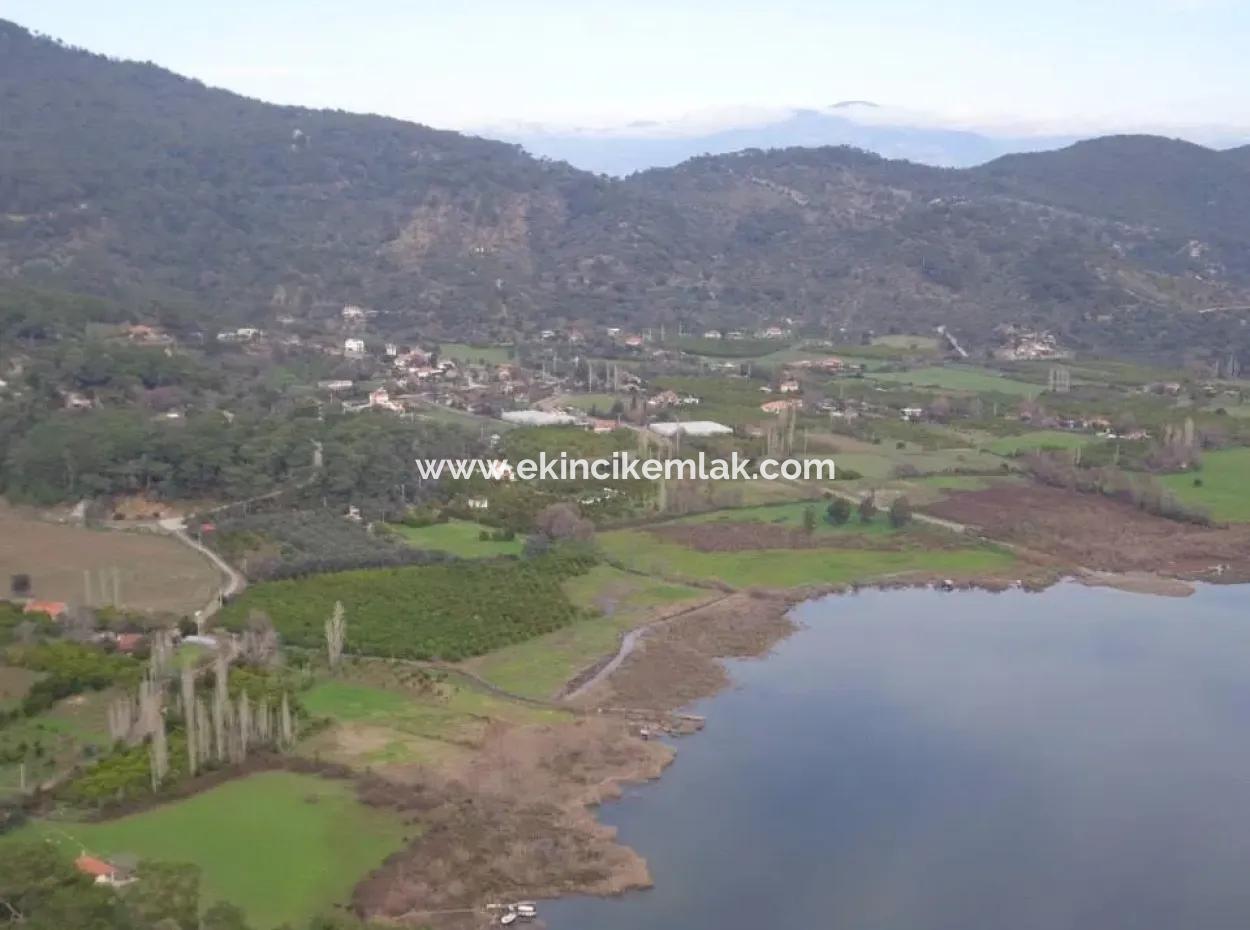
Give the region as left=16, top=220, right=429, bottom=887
left=0, top=503, right=219, bottom=614
left=925, top=485, right=1250, bottom=578
left=577, top=592, right=798, bottom=712
left=352, top=716, right=671, bottom=926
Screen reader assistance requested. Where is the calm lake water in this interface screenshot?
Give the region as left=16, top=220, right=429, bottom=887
left=543, top=582, right=1250, bottom=930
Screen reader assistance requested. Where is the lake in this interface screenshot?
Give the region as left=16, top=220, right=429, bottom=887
left=543, top=582, right=1250, bottom=930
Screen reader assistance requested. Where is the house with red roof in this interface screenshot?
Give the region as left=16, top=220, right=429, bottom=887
left=75, top=855, right=133, bottom=887
left=23, top=600, right=68, bottom=620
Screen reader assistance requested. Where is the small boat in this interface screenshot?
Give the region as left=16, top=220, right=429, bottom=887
left=516, top=903, right=537, bottom=918
left=500, top=913, right=517, bottom=926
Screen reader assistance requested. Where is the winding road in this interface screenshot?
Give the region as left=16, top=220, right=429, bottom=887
left=158, top=517, right=247, bottom=628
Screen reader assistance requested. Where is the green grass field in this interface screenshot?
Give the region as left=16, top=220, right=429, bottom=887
left=1159, top=447, right=1250, bottom=522
left=299, top=673, right=562, bottom=768
left=981, top=430, right=1093, bottom=455
left=829, top=445, right=1011, bottom=481
left=438, top=342, right=511, bottom=365
left=884, top=473, right=1024, bottom=505
left=0, top=688, right=115, bottom=797
left=671, top=501, right=902, bottom=537
left=553, top=392, right=625, bottom=414
left=465, top=566, right=706, bottom=698
left=872, top=334, right=941, bottom=351
left=598, top=529, right=1015, bottom=588
left=871, top=365, right=1043, bottom=398
left=392, top=519, right=524, bottom=558
left=651, top=376, right=777, bottom=426
left=11, top=772, right=408, bottom=928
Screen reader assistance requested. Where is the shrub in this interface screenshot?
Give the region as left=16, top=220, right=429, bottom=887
left=827, top=498, right=852, bottom=525
left=888, top=495, right=914, bottom=528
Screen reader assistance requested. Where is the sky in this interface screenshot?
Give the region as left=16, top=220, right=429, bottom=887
left=4, top=0, right=1249, bottom=136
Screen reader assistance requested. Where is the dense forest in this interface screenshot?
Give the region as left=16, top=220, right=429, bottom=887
left=2, top=19, right=1250, bottom=364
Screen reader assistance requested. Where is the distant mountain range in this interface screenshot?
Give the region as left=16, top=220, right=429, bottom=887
left=2, top=18, right=1250, bottom=364
left=492, top=103, right=1082, bottom=175
left=490, top=102, right=1250, bottom=177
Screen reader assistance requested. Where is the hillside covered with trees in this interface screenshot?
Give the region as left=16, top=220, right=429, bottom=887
left=2, top=19, right=1250, bottom=364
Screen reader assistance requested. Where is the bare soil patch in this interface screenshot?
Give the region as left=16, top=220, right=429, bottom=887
left=0, top=501, right=218, bottom=614
left=924, top=485, right=1250, bottom=579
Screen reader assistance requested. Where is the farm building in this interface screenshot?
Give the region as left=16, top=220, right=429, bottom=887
left=500, top=410, right=580, bottom=426
left=648, top=421, right=732, bottom=438
left=23, top=599, right=68, bottom=619
left=75, top=856, right=133, bottom=887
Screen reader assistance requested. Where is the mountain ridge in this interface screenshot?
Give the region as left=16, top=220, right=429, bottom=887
left=2, top=18, right=1249, bottom=363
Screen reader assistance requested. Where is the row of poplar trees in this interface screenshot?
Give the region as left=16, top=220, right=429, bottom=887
left=105, top=631, right=297, bottom=791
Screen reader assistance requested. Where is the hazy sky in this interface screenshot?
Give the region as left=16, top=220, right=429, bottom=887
left=5, top=0, right=1248, bottom=135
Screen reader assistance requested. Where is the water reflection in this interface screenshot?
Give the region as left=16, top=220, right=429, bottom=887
left=543, top=582, right=1250, bottom=930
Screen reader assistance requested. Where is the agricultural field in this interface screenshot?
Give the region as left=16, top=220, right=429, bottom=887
left=212, top=509, right=441, bottom=580
left=597, top=528, right=1016, bottom=588
left=1159, top=447, right=1250, bottom=522
left=217, top=554, right=592, bottom=661
left=871, top=334, right=941, bottom=351
left=552, top=392, right=625, bottom=414
left=300, top=671, right=563, bottom=767
left=817, top=444, right=1011, bottom=482
left=665, top=336, right=785, bottom=358
left=464, top=566, right=707, bottom=698
left=11, top=771, right=409, bottom=928
left=437, top=342, right=511, bottom=365
left=882, top=473, right=1027, bottom=506
left=392, top=519, right=524, bottom=558
left=870, top=365, right=1043, bottom=398
left=980, top=430, right=1094, bottom=456
left=0, top=502, right=219, bottom=615
left=0, top=688, right=117, bottom=798
left=651, top=376, right=776, bottom=427
left=671, top=500, right=901, bottom=538
left=408, top=398, right=512, bottom=431
left=1006, top=357, right=1191, bottom=388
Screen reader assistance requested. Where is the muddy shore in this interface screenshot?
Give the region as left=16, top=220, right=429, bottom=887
left=354, top=489, right=1250, bottom=928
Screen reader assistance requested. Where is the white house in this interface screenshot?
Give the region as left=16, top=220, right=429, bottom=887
left=368, top=388, right=403, bottom=412
left=344, top=337, right=366, bottom=356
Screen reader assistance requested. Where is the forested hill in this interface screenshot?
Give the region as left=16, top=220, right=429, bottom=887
left=3, top=18, right=1250, bottom=361
left=971, top=136, right=1250, bottom=246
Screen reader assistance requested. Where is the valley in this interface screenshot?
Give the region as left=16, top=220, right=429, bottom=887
left=2, top=10, right=1250, bottom=930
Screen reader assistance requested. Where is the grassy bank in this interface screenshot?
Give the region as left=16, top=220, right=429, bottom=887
left=392, top=519, right=524, bottom=558
left=463, top=566, right=707, bottom=698
left=1159, top=447, right=1250, bottom=522
left=598, top=529, right=1016, bottom=588
left=10, top=771, right=409, bottom=928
